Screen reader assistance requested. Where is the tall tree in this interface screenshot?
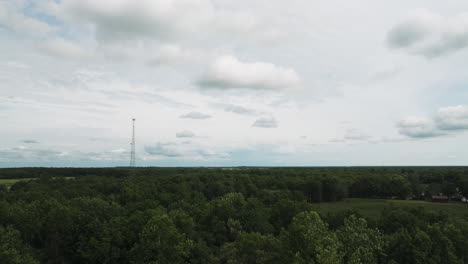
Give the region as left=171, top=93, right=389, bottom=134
left=282, top=211, right=343, bottom=264
left=336, top=215, right=384, bottom=264
left=0, top=225, right=39, bottom=264
left=130, top=214, right=193, bottom=264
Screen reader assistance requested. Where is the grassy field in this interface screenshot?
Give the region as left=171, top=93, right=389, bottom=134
left=0, top=177, right=75, bottom=188
left=311, top=198, right=468, bottom=219
left=0, top=178, right=37, bottom=187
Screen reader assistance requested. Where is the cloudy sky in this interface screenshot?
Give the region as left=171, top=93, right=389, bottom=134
left=1, top=0, right=468, bottom=167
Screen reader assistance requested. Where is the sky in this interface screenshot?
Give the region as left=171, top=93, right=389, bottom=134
left=1, top=0, right=468, bottom=167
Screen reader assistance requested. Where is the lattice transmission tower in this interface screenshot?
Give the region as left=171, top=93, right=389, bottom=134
left=130, top=118, right=136, bottom=167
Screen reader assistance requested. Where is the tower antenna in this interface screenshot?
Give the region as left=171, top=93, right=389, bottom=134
left=130, top=118, right=136, bottom=167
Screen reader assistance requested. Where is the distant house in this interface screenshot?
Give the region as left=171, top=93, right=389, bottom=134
left=431, top=195, right=449, bottom=203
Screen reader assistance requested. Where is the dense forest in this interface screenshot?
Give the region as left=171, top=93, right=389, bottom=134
left=1, top=167, right=468, bottom=264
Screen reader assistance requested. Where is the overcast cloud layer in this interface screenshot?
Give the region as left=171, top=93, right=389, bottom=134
left=1, top=0, right=468, bottom=167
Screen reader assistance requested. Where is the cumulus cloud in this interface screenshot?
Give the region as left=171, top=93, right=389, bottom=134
left=198, top=55, right=302, bottom=90
left=397, top=117, right=442, bottom=138
left=252, top=117, right=278, bottom=128
left=48, top=0, right=256, bottom=42
left=145, top=143, right=182, bottom=157
left=224, top=104, right=257, bottom=115
left=176, top=130, right=195, bottom=138
left=388, top=9, right=468, bottom=57
left=144, top=142, right=226, bottom=159
left=397, top=105, right=468, bottom=138
left=147, top=44, right=198, bottom=66
left=434, top=105, right=468, bottom=130
left=0, top=1, right=54, bottom=35
left=179, top=111, right=211, bottom=119
left=39, top=38, right=89, bottom=59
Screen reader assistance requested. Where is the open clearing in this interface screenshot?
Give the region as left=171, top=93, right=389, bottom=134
left=0, top=178, right=37, bottom=187
left=0, top=177, right=75, bottom=188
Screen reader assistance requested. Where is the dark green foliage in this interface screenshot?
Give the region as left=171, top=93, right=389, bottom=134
left=220, top=232, right=283, bottom=264
left=130, top=214, right=193, bottom=264
left=282, top=211, right=343, bottom=263
left=336, top=215, right=383, bottom=264
left=0, top=225, right=39, bottom=264
left=0, top=167, right=467, bottom=263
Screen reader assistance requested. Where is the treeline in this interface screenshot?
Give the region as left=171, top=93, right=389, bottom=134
left=2, top=167, right=468, bottom=200
left=0, top=168, right=468, bottom=263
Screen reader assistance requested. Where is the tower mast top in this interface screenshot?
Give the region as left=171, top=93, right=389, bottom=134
left=130, top=118, right=136, bottom=167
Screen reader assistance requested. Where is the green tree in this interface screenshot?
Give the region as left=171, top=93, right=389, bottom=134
left=336, top=215, right=384, bottom=264
left=220, top=232, right=283, bottom=264
left=0, top=225, right=39, bottom=264
left=282, top=211, right=342, bottom=264
left=386, top=228, right=435, bottom=264
left=130, top=214, right=193, bottom=264
left=426, top=224, right=462, bottom=264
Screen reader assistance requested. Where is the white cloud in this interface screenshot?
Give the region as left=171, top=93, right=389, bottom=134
left=434, top=105, right=468, bottom=130
left=397, top=105, right=468, bottom=138
left=147, top=44, right=198, bottom=66
left=343, top=129, right=372, bottom=141
left=179, top=112, right=211, bottom=119
left=0, top=1, right=54, bottom=35
left=388, top=9, right=468, bottom=57
left=224, top=104, right=257, bottom=115
left=145, top=142, right=182, bottom=157
left=198, top=55, right=301, bottom=90
left=144, top=141, right=227, bottom=159
left=39, top=38, right=89, bottom=59
left=48, top=0, right=257, bottom=42
left=176, top=130, right=195, bottom=138
left=4, top=1, right=468, bottom=166
left=252, top=117, right=278, bottom=128
left=0, top=146, right=129, bottom=163
left=110, top=148, right=127, bottom=153
left=397, top=117, right=442, bottom=138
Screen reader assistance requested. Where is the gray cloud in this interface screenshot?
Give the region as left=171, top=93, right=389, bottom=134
left=180, top=111, right=211, bottom=119
left=176, top=130, right=195, bottom=138
left=145, top=143, right=182, bottom=157
left=397, top=105, right=468, bottom=138
left=397, top=118, right=443, bottom=138
left=343, top=129, right=372, bottom=141
left=387, top=9, right=468, bottom=57
left=387, top=20, right=431, bottom=48
left=145, top=142, right=226, bottom=159
left=0, top=142, right=137, bottom=165
left=196, top=149, right=218, bottom=157
left=52, top=0, right=257, bottom=42
left=0, top=150, right=24, bottom=160
left=0, top=147, right=62, bottom=161
left=21, top=139, right=39, bottom=144
left=147, top=45, right=198, bottom=66
left=329, top=129, right=375, bottom=144
left=252, top=117, right=278, bottom=128
left=39, top=38, right=89, bottom=59
left=198, top=55, right=301, bottom=90
left=224, top=104, right=257, bottom=115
